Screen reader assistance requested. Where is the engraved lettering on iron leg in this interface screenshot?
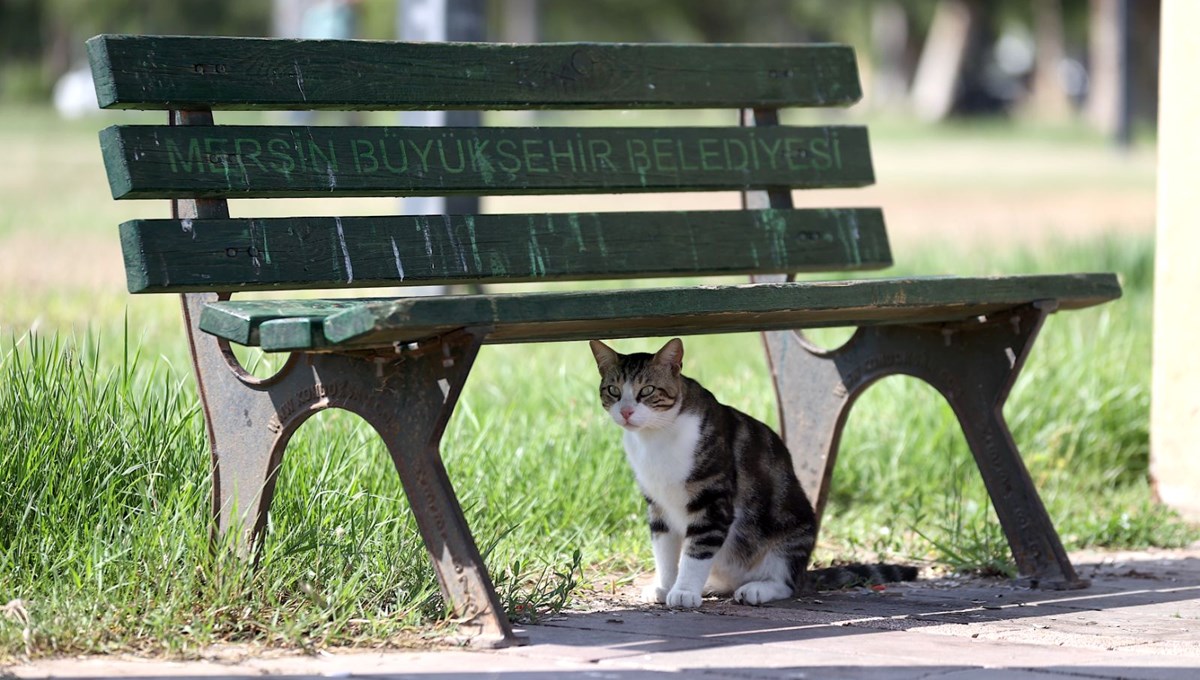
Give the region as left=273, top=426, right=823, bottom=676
left=980, top=425, right=1043, bottom=569
left=411, top=453, right=479, bottom=616
left=277, top=398, right=297, bottom=425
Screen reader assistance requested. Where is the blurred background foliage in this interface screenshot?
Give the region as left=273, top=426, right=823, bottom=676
left=0, top=0, right=1159, bottom=141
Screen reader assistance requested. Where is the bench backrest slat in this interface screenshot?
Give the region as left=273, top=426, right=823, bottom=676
left=120, top=208, right=890, bottom=293
left=90, top=34, right=893, bottom=293
left=87, top=36, right=861, bottom=111
left=100, top=125, right=872, bottom=200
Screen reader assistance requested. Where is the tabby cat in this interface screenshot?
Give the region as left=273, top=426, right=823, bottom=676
left=589, top=337, right=916, bottom=607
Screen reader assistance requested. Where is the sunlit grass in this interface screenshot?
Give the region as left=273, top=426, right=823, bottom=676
left=1, top=232, right=1193, bottom=658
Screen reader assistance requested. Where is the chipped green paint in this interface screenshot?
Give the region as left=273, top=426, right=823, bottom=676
left=567, top=213, right=585, bottom=253
left=260, top=220, right=272, bottom=265
left=527, top=216, right=547, bottom=277
left=757, top=208, right=791, bottom=268
left=118, top=209, right=890, bottom=293
left=488, top=252, right=508, bottom=277
left=844, top=210, right=862, bottom=266
left=463, top=215, right=483, bottom=272
left=476, top=146, right=495, bottom=186
left=835, top=218, right=852, bottom=267
left=594, top=224, right=609, bottom=258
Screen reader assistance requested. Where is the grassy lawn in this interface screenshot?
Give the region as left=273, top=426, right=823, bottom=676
left=0, top=105, right=1192, bottom=658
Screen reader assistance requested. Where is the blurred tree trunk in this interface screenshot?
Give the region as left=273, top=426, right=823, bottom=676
left=1086, top=0, right=1122, bottom=134
left=273, top=0, right=310, bottom=38
left=42, top=19, right=73, bottom=79
left=870, top=1, right=912, bottom=111
left=910, top=0, right=982, bottom=121
left=1023, top=0, right=1073, bottom=121
left=1087, top=0, right=1160, bottom=138
left=1130, top=1, right=1161, bottom=125
left=501, top=0, right=538, bottom=43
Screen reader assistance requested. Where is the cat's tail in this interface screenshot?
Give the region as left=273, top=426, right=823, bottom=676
left=807, top=563, right=919, bottom=591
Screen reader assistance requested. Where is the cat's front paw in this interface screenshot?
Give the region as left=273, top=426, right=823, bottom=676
left=641, top=585, right=668, bottom=604
left=665, top=588, right=703, bottom=608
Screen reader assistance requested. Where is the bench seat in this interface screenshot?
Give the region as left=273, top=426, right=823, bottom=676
left=200, top=273, right=1121, bottom=351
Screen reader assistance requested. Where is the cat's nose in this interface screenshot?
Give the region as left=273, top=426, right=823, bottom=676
left=620, top=407, right=635, bottom=421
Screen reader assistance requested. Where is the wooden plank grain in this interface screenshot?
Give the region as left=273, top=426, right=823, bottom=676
left=324, top=274, right=1122, bottom=347
left=87, top=35, right=862, bottom=110
left=198, top=274, right=1122, bottom=351
left=100, top=125, right=873, bottom=199
left=119, top=208, right=891, bottom=293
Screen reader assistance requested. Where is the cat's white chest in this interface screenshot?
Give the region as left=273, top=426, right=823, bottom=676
left=623, top=412, right=701, bottom=532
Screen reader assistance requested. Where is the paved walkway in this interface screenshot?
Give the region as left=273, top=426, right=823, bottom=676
left=7, top=548, right=1200, bottom=679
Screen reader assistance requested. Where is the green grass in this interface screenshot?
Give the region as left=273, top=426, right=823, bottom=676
left=0, top=101, right=1186, bottom=656
left=1, top=233, right=1195, bottom=659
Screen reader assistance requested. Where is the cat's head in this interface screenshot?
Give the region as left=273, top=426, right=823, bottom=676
left=588, top=338, right=685, bottom=432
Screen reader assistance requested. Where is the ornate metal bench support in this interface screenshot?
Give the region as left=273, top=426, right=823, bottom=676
left=763, top=301, right=1087, bottom=590
left=181, top=296, right=522, bottom=646
left=171, top=108, right=522, bottom=647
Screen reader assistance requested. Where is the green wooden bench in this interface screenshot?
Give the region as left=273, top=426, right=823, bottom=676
left=88, top=35, right=1121, bottom=648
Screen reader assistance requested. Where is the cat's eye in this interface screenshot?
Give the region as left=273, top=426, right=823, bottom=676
left=637, top=386, right=655, bottom=398
left=605, top=385, right=621, bottom=398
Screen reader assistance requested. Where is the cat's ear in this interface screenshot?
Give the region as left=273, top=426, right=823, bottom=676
left=654, top=338, right=684, bottom=375
left=589, top=339, right=619, bottom=374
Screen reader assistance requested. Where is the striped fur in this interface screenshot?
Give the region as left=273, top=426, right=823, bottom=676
left=590, top=338, right=917, bottom=607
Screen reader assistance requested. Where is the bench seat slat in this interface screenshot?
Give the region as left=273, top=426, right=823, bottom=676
left=198, top=274, right=1122, bottom=352
left=120, top=208, right=891, bottom=293
left=88, top=35, right=861, bottom=111
left=101, top=125, right=873, bottom=199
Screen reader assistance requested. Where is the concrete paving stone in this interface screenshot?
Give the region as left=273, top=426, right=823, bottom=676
left=913, top=607, right=1199, bottom=650
left=4, top=650, right=600, bottom=679
left=776, top=594, right=1084, bottom=629
left=758, top=625, right=1136, bottom=667
left=593, top=639, right=974, bottom=679
left=1035, top=663, right=1200, bottom=680
left=1024, top=585, right=1200, bottom=613
left=933, top=671, right=1098, bottom=680
left=937, top=669, right=1200, bottom=680
left=965, top=627, right=1167, bottom=651
left=503, top=621, right=717, bottom=663
left=529, top=609, right=866, bottom=646
left=897, top=581, right=1200, bottom=613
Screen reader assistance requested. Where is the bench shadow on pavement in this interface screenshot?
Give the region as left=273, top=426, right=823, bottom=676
left=521, top=556, right=1200, bottom=653
left=17, top=557, right=1200, bottom=679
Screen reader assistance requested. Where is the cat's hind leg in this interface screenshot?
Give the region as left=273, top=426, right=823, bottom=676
left=733, top=580, right=793, bottom=605
left=732, top=552, right=795, bottom=605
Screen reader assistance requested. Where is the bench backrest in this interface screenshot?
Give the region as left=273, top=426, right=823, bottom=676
left=88, top=35, right=892, bottom=294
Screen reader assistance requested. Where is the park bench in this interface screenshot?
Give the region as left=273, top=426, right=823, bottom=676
left=88, top=35, right=1120, bottom=648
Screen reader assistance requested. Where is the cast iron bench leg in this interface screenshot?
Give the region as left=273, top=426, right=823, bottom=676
left=181, top=296, right=523, bottom=647
left=763, top=301, right=1087, bottom=590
